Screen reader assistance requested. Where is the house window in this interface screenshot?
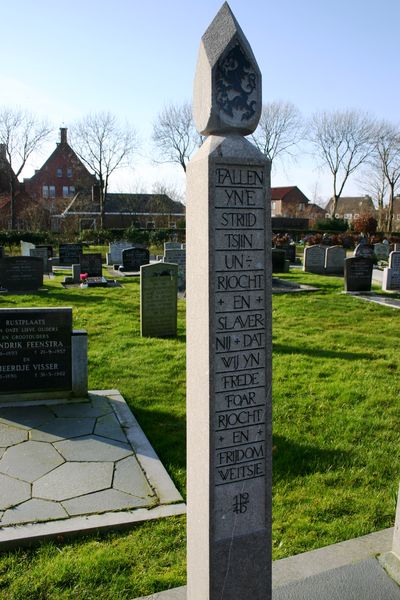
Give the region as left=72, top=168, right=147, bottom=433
left=344, top=213, right=352, bottom=220
left=354, top=213, right=359, bottom=219
left=271, top=201, right=276, bottom=210
left=63, top=186, right=75, bottom=197
left=298, top=203, right=305, bottom=211
left=56, top=168, right=62, bottom=178
left=169, top=222, right=177, bottom=229
left=67, top=168, right=72, bottom=178
left=49, top=186, right=56, bottom=198
left=42, top=186, right=49, bottom=198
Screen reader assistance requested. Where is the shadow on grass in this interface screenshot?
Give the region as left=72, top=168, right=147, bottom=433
left=273, top=343, right=372, bottom=361
left=273, top=434, right=351, bottom=480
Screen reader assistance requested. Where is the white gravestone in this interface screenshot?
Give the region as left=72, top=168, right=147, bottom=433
left=382, top=251, right=400, bottom=291
left=325, top=245, right=346, bottom=275
left=187, top=5, right=271, bottom=599
left=106, top=240, right=132, bottom=266
left=303, top=245, right=326, bottom=274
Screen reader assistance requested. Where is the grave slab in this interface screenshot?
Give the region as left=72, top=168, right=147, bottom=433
left=0, top=390, right=184, bottom=548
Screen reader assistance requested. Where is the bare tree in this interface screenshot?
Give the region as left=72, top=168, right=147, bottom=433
left=71, top=112, right=139, bottom=229
left=251, top=100, right=304, bottom=166
left=152, top=180, right=185, bottom=205
left=371, top=121, right=400, bottom=232
left=152, top=102, right=202, bottom=172
left=0, top=107, right=52, bottom=229
left=309, top=109, right=375, bottom=217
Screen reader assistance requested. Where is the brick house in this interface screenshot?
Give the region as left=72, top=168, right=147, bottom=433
left=324, top=196, right=375, bottom=222
left=0, top=144, right=38, bottom=229
left=51, top=191, right=185, bottom=233
left=23, top=128, right=98, bottom=208
left=271, top=186, right=311, bottom=217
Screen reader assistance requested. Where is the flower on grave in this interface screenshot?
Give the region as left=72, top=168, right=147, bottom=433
left=80, top=273, right=88, bottom=281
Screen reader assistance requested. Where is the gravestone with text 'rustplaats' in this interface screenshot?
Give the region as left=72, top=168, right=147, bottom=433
left=79, top=253, right=103, bottom=277
left=120, top=246, right=150, bottom=272
left=344, top=256, right=373, bottom=292
left=382, top=251, right=400, bottom=291
left=303, top=244, right=326, bottom=274
left=187, top=4, right=271, bottom=599
left=59, top=243, right=83, bottom=266
left=140, top=262, right=178, bottom=337
left=0, top=257, right=43, bottom=292
left=0, top=307, right=72, bottom=395
left=325, top=245, right=346, bottom=275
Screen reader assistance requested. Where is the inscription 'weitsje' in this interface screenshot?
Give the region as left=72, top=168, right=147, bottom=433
left=213, top=163, right=268, bottom=541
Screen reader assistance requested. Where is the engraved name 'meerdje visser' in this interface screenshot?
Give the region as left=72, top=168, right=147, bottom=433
left=213, top=164, right=266, bottom=540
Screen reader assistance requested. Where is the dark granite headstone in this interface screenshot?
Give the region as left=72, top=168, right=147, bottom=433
left=121, top=247, right=150, bottom=271
left=272, top=249, right=286, bottom=273
left=0, top=247, right=3, bottom=259
left=30, top=248, right=51, bottom=273
left=0, top=257, right=43, bottom=291
left=59, top=243, right=83, bottom=266
left=87, top=276, right=108, bottom=287
left=0, top=307, right=72, bottom=394
left=277, top=244, right=296, bottom=263
left=344, top=257, right=373, bottom=292
left=36, top=245, right=53, bottom=258
left=354, top=243, right=374, bottom=259
left=79, top=253, right=103, bottom=277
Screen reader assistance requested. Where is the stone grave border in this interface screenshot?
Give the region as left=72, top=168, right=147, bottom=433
left=0, top=390, right=185, bottom=551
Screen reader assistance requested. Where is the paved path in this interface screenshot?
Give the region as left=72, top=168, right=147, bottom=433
left=0, top=390, right=184, bottom=547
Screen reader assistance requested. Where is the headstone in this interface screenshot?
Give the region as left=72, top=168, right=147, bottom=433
left=163, top=248, right=186, bottom=291
left=86, top=276, right=108, bottom=287
left=79, top=253, right=103, bottom=277
left=140, top=263, right=178, bottom=337
left=278, top=244, right=296, bottom=263
left=20, top=240, right=35, bottom=256
left=59, top=243, right=83, bottom=266
left=0, top=307, right=72, bottom=395
left=374, top=242, right=390, bottom=262
left=0, top=247, right=3, bottom=259
left=164, top=242, right=182, bottom=251
left=30, top=247, right=51, bottom=273
left=72, top=264, right=81, bottom=284
left=354, top=242, right=374, bottom=259
left=325, top=245, right=346, bottom=275
left=107, top=240, right=132, bottom=266
left=382, top=251, right=400, bottom=291
left=272, top=248, right=286, bottom=273
left=303, top=245, right=326, bottom=274
left=0, top=257, right=43, bottom=292
left=394, top=243, right=400, bottom=253
left=187, top=5, right=271, bottom=598
left=121, top=246, right=150, bottom=272
left=344, top=256, right=373, bottom=292
left=36, top=244, right=53, bottom=258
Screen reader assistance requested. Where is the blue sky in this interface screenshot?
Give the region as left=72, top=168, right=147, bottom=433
left=2, top=0, right=399, bottom=204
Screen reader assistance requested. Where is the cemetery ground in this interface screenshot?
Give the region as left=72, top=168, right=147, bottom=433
left=0, top=267, right=400, bottom=598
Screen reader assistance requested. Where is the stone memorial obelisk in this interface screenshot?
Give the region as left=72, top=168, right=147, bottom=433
left=187, top=4, right=272, bottom=599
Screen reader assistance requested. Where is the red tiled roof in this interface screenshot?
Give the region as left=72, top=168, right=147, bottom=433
left=271, top=186, right=297, bottom=200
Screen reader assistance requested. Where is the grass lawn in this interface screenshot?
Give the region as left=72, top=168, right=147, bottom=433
left=1, top=268, right=400, bottom=598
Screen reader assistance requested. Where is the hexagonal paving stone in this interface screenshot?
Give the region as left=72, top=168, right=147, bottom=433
left=0, top=449, right=5, bottom=460
left=113, top=456, right=155, bottom=499
left=0, top=473, right=31, bottom=510
left=54, top=435, right=133, bottom=462
left=33, top=461, right=113, bottom=501
left=0, top=441, right=64, bottom=483
left=94, top=413, right=127, bottom=442
left=62, top=488, right=154, bottom=516
left=0, top=406, right=56, bottom=429
left=30, top=418, right=95, bottom=442
left=51, top=398, right=112, bottom=419
left=1, top=498, right=68, bottom=526
left=0, top=423, right=28, bottom=447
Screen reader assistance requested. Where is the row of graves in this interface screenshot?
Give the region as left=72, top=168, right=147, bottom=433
left=303, top=240, right=400, bottom=294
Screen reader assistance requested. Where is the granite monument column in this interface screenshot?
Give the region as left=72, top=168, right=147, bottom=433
left=186, top=4, right=272, bottom=598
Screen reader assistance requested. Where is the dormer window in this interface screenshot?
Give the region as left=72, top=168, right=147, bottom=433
left=56, top=168, right=62, bottom=178
left=67, top=168, right=72, bottom=178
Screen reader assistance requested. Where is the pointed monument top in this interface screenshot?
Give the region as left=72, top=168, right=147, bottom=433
left=193, top=2, right=262, bottom=136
